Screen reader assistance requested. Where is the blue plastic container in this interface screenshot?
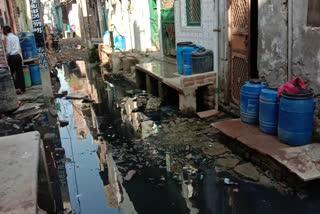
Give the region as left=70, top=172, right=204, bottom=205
left=29, top=64, right=42, bottom=85
left=114, top=35, right=126, bottom=51
left=182, top=45, right=200, bottom=75
left=176, top=42, right=193, bottom=74
left=19, top=32, right=38, bottom=60
left=278, top=90, right=314, bottom=146
left=259, top=88, right=279, bottom=135
left=240, top=80, right=267, bottom=125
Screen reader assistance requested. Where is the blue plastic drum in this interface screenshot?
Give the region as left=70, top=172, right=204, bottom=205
left=240, top=79, right=267, bottom=125
left=176, top=42, right=193, bottom=74
left=278, top=90, right=315, bottom=146
left=29, top=63, right=42, bottom=85
left=259, top=88, right=279, bottom=135
left=182, top=45, right=200, bottom=76
left=19, top=32, right=38, bottom=60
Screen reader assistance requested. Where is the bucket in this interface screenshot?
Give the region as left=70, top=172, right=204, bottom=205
left=29, top=63, right=42, bottom=85
left=0, top=67, right=19, bottom=112
left=19, top=32, right=38, bottom=60
left=23, top=65, right=32, bottom=88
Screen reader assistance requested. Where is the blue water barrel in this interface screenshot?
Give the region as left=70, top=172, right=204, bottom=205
left=114, top=35, right=126, bottom=51
left=240, top=79, right=267, bottom=124
left=278, top=90, right=314, bottom=146
left=29, top=64, right=42, bottom=85
left=19, top=32, right=38, bottom=60
left=182, top=45, right=200, bottom=75
left=259, top=88, right=278, bottom=135
left=176, top=42, right=193, bottom=74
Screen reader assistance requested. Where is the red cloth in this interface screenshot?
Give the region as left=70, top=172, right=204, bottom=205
left=277, top=77, right=306, bottom=98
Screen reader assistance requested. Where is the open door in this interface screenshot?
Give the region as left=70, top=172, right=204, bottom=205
left=228, top=0, right=251, bottom=105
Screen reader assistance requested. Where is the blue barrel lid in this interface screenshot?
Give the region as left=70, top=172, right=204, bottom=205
left=249, top=79, right=262, bottom=84
left=192, top=48, right=213, bottom=57
left=261, top=88, right=278, bottom=93
left=282, top=89, right=313, bottom=99
left=177, top=42, right=193, bottom=46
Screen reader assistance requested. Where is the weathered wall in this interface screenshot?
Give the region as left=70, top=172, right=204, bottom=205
left=0, top=0, right=10, bottom=26
left=15, top=0, right=32, bottom=32
left=67, top=3, right=82, bottom=37
left=292, top=0, right=320, bottom=116
left=129, top=0, right=152, bottom=51
left=174, top=0, right=215, bottom=52
left=40, top=0, right=54, bottom=25
left=257, top=0, right=288, bottom=88
left=107, top=0, right=152, bottom=52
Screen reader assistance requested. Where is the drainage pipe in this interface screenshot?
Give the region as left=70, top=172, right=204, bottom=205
left=288, top=0, right=293, bottom=81
left=214, top=0, right=220, bottom=110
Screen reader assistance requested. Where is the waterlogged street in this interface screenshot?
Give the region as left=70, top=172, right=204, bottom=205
left=54, top=62, right=320, bottom=214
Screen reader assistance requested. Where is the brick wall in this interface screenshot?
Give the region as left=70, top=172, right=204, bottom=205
left=180, top=72, right=215, bottom=88
left=180, top=72, right=216, bottom=110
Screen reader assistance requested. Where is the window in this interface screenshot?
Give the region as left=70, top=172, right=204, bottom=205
left=307, top=0, right=320, bottom=27
left=186, top=0, right=201, bottom=26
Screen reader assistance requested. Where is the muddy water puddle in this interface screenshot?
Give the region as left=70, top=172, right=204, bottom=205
left=56, top=61, right=320, bottom=214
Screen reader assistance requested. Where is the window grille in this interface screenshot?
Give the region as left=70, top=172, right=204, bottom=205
left=186, top=0, right=201, bottom=26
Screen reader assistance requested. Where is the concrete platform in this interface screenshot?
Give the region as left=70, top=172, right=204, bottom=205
left=213, top=119, right=320, bottom=181
left=136, top=60, right=216, bottom=112
left=0, top=131, right=41, bottom=214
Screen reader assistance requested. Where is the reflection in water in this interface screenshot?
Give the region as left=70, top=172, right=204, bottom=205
left=56, top=63, right=123, bottom=214
left=56, top=61, right=320, bottom=214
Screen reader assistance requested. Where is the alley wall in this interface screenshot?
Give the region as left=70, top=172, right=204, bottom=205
left=108, top=0, right=153, bottom=52
left=15, top=0, right=32, bottom=32
left=258, top=0, right=320, bottom=115
left=292, top=0, right=320, bottom=109
left=257, top=0, right=288, bottom=88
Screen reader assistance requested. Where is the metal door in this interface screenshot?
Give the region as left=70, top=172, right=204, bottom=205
left=229, top=0, right=250, bottom=104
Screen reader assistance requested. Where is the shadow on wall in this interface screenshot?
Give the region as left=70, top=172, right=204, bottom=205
left=133, top=21, right=142, bottom=51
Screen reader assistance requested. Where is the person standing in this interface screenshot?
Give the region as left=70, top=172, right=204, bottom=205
left=3, top=26, right=25, bottom=94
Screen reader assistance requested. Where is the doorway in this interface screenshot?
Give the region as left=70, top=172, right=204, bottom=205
left=228, top=0, right=258, bottom=105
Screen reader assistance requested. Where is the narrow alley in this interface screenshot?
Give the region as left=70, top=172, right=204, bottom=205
left=0, top=0, right=320, bottom=214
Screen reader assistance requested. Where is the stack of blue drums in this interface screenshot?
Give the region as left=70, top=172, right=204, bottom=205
left=241, top=80, right=315, bottom=146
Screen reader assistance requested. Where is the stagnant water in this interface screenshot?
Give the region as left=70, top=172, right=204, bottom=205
left=57, top=63, right=123, bottom=214
left=56, top=61, right=320, bottom=214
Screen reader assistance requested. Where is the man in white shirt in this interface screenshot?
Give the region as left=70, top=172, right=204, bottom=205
left=3, top=26, right=25, bottom=93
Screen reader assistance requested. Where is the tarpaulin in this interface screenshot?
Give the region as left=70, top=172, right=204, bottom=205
left=277, top=77, right=307, bottom=98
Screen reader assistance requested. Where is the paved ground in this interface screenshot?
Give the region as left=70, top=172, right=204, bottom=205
left=214, top=119, right=320, bottom=181
left=0, top=131, right=41, bottom=214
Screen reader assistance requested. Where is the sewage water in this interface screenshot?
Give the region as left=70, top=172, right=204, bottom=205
left=56, top=61, right=320, bottom=214
left=57, top=63, right=123, bottom=214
